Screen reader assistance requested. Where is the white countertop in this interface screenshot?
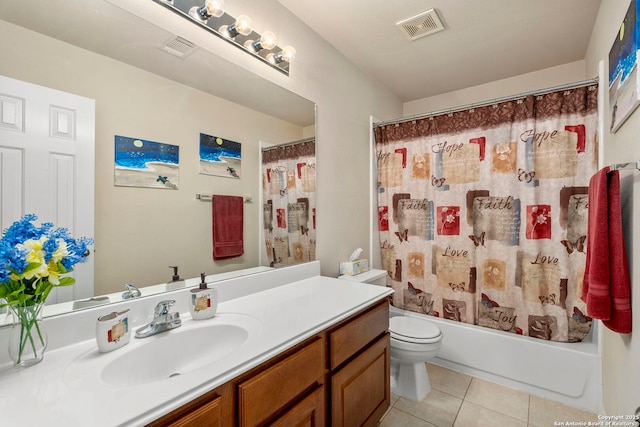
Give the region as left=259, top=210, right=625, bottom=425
left=0, top=275, right=393, bottom=426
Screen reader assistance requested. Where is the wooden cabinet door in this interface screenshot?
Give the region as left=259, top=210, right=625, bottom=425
left=331, top=334, right=390, bottom=427
left=165, top=396, right=223, bottom=427
left=269, top=385, right=325, bottom=427
left=238, top=338, right=325, bottom=426
left=147, top=385, right=232, bottom=427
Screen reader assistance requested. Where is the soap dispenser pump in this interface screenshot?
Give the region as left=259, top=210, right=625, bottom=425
left=189, top=273, right=218, bottom=320
left=166, top=265, right=185, bottom=291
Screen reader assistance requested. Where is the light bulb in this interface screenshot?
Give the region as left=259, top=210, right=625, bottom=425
left=234, top=15, right=253, bottom=36
left=267, top=45, right=296, bottom=65
left=280, top=45, right=296, bottom=62
left=189, top=0, right=225, bottom=22
left=205, top=0, right=225, bottom=17
left=259, top=31, right=277, bottom=50
left=244, top=31, right=277, bottom=52
left=220, top=15, right=253, bottom=38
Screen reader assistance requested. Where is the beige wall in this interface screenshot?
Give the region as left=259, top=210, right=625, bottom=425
left=191, top=0, right=404, bottom=277
left=403, top=60, right=587, bottom=116
left=0, top=20, right=305, bottom=294
left=585, top=0, right=640, bottom=416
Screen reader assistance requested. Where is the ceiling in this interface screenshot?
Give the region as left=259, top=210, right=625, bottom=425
left=0, top=0, right=315, bottom=127
left=278, top=0, right=603, bottom=102
left=0, top=0, right=603, bottom=113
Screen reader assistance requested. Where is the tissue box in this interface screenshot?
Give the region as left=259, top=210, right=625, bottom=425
left=340, top=259, right=369, bottom=276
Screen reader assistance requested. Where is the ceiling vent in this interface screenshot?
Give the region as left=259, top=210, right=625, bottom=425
left=160, top=36, right=197, bottom=58
left=396, top=9, right=444, bottom=41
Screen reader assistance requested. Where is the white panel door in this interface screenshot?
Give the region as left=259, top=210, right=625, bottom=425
left=0, top=75, right=95, bottom=303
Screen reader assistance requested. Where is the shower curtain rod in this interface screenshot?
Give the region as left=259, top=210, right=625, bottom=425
left=373, top=77, right=599, bottom=128
left=261, top=136, right=315, bottom=152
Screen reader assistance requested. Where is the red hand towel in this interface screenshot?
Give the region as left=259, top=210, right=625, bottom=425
left=581, top=167, right=632, bottom=333
left=212, top=195, right=244, bottom=260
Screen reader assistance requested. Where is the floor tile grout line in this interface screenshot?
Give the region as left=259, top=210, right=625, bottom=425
left=389, top=405, right=439, bottom=426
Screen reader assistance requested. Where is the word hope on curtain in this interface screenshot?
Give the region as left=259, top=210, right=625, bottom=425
left=374, top=83, right=598, bottom=343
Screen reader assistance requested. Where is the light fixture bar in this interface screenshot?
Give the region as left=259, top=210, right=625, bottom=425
left=153, top=0, right=293, bottom=75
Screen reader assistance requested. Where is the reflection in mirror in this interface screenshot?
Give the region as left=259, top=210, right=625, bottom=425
left=0, top=0, right=315, bottom=323
left=261, top=138, right=316, bottom=267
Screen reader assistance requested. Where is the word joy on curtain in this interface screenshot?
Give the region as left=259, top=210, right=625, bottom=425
left=374, top=81, right=598, bottom=343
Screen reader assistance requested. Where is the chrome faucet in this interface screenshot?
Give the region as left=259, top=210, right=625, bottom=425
left=122, top=283, right=142, bottom=300
left=135, top=300, right=182, bottom=338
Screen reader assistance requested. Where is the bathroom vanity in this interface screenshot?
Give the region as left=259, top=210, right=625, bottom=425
left=0, top=262, right=394, bottom=426
left=150, top=299, right=390, bottom=426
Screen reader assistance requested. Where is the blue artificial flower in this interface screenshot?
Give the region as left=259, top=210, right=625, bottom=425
left=42, top=237, right=58, bottom=264
left=0, top=214, right=93, bottom=303
left=0, top=241, right=12, bottom=283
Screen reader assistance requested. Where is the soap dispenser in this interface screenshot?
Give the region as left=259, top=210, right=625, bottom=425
left=189, top=273, right=218, bottom=320
left=166, top=265, right=185, bottom=291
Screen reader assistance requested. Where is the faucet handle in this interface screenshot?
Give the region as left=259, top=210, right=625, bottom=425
left=122, top=283, right=142, bottom=299
left=154, top=300, right=176, bottom=317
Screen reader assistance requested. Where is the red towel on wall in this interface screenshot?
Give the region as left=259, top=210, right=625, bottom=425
left=581, top=167, right=632, bottom=333
left=212, top=195, right=244, bottom=260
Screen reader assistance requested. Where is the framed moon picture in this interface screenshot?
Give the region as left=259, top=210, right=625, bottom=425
left=199, top=133, right=242, bottom=179
left=609, top=0, right=640, bottom=133
left=114, top=135, right=179, bottom=189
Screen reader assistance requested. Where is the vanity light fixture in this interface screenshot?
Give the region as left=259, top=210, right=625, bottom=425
left=155, top=0, right=296, bottom=75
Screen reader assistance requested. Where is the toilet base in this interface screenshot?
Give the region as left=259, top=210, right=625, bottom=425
left=391, top=362, right=431, bottom=401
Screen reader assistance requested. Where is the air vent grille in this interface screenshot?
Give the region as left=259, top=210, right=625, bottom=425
left=396, top=9, right=444, bottom=41
left=160, top=36, right=197, bottom=58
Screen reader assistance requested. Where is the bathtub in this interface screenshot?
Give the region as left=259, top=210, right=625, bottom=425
left=389, top=305, right=602, bottom=413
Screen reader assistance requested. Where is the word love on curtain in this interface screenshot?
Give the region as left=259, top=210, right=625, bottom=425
left=374, top=82, right=598, bottom=343
left=262, top=139, right=316, bottom=267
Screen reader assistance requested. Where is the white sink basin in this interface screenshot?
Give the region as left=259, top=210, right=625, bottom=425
left=64, top=313, right=262, bottom=389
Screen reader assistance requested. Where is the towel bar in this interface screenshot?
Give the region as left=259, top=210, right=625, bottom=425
left=196, top=194, right=252, bottom=203
left=610, top=161, right=640, bottom=171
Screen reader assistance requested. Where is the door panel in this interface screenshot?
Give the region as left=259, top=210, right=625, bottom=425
left=0, top=75, right=95, bottom=303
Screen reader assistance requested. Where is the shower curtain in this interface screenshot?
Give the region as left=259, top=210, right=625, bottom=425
left=374, top=83, right=598, bottom=342
left=262, top=139, right=316, bottom=267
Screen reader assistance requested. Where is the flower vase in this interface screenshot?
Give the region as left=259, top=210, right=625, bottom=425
left=8, top=303, right=48, bottom=368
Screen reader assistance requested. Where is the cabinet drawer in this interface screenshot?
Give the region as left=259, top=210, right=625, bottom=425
left=238, top=338, right=324, bottom=427
left=329, top=300, right=388, bottom=369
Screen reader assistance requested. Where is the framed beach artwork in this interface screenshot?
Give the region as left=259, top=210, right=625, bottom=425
left=199, top=133, right=241, bottom=179
left=114, top=135, right=179, bottom=189
left=609, top=0, right=640, bottom=133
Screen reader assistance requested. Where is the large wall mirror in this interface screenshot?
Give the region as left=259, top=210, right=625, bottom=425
left=0, top=0, right=316, bottom=321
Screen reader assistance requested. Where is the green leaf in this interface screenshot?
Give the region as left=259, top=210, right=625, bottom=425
left=57, top=277, right=75, bottom=287
left=35, top=281, right=52, bottom=296
left=22, top=262, right=43, bottom=274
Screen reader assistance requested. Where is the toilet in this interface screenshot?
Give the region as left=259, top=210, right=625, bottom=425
left=338, top=269, right=443, bottom=401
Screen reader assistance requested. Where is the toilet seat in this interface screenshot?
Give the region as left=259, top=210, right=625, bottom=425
left=389, top=316, right=442, bottom=344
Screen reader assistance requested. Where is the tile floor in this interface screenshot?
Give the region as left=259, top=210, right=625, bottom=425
left=378, top=363, right=600, bottom=427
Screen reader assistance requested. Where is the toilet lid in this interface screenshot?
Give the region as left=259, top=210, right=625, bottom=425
left=389, top=316, right=442, bottom=344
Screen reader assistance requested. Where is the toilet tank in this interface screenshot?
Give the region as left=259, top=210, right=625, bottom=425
left=338, top=269, right=388, bottom=286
